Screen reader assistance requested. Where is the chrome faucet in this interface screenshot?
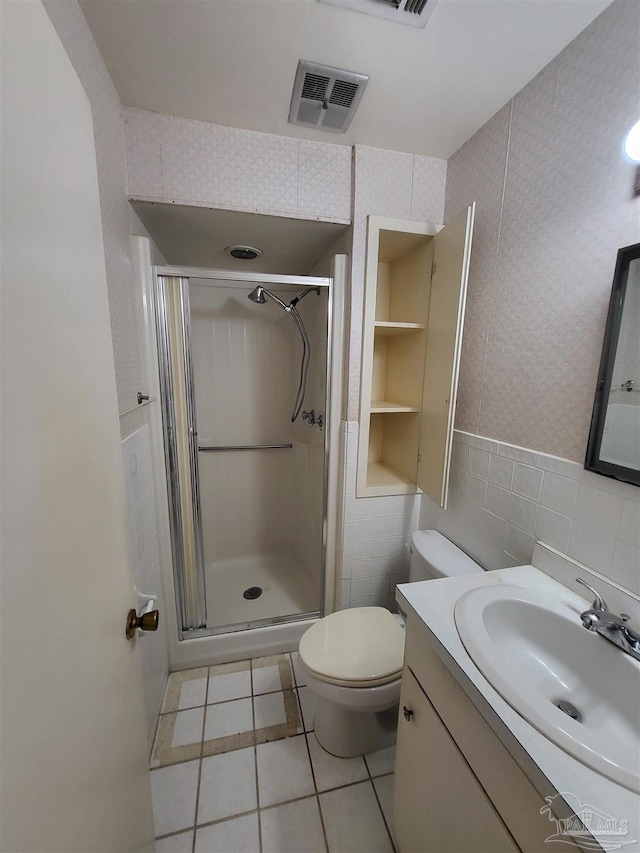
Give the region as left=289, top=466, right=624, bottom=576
left=576, top=577, right=640, bottom=662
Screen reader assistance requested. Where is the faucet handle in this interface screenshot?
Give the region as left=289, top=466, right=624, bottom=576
left=575, top=577, right=608, bottom=611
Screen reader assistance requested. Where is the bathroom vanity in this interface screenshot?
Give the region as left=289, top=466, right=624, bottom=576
left=394, top=561, right=640, bottom=853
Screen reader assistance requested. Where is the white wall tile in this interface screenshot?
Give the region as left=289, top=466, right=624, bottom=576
left=535, top=507, right=572, bottom=553
left=568, top=521, right=615, bottom=573
left=419, top=432, right=639, bottom=596
left=508, top=494, right=538, bottom=534
left=574, top=484, right=623, bottom=537
left=485, top=484, right=510, bottom=520
left=512, top=464, right=543, bottom=502
left=468, top=448, right=491, bottom=479
left=618, top=499, right=640, bottom=549
left=467, top=475, right=487, bottom=507
left=488, top=454, right=515, bottom=490
left=540, top=473, right=579, bottom=517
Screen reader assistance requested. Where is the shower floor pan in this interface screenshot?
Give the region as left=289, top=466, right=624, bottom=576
left=205, top=553, right=319, bottom=631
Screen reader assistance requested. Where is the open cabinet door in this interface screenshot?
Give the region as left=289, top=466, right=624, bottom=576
left=416, top=203, right=475, bottom=507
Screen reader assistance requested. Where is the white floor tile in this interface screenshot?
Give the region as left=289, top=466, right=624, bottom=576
left=256, top=735, right=315, bottom=807
left=290, top=651, right=307, bottom=687
left=172, top=707, right=204, bottom=747
left=365, top=744, right=396, bottom=777
left=297, top=686, right=316, bottom=731
left=208, top=670, right=251, bottom=704
left=195, top=813, right=259, bottom=853
left=254, top=691, right=287, bottom=728
left=308, top=734, right=368, bottom=792
left=204, top=697, right=253, bottom=740
left=252, top=664, right=281, bottom=695
left=178, top=677, right=208, bottom=710
left=320, top=781, right=393, bottom=853
left=198, top=747, right=257, bottom=824
left=155, top=830, right=194, bottom=853
left=373, top=774, right=394, bottom=835
left=261, top=797, right=326, bottom=853
left=150, top=760, right=199, bottom=837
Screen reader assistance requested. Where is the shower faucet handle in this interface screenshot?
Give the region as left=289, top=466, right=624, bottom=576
left=302, top=410, right=323, bottom=429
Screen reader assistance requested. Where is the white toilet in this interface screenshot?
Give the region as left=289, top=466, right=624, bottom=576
left=298, top=529, right=483, bottom=757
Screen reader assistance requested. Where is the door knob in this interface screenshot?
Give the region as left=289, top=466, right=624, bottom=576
left=125, top=607, right=159, bottom=640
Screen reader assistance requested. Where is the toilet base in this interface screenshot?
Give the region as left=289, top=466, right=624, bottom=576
left=314, top=697, right=399, bottom=758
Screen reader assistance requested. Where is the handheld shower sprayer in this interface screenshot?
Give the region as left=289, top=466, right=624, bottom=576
left=247, top=285, right=320, bottom=422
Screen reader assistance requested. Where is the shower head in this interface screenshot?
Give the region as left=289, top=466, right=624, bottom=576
left=247, top=286, right=288, bottom=311
left=247, top=286, right=267, bottom=304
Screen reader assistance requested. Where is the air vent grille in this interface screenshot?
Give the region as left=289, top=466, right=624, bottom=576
left=301, top=73, right=330, bottom=102
left=318, top=0, right=437, bottom=29
left=289, top=61, right=369, bottom=134
left=329, top=80, right=359, bottom=108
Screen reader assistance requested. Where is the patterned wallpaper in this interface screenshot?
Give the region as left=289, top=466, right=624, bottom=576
left=446, top=0, right=640, bottom=462
left=123, top=107, right=353, bottom=224
left=43, top=0, right=146, bottom=439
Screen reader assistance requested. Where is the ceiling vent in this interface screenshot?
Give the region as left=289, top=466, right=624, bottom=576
left=318, top=0, right=438, bottom=29
left=288, top=61, right=369, bottom=134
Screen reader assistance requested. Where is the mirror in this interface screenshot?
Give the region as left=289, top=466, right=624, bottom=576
left=585, top=243, right=640, bottom=487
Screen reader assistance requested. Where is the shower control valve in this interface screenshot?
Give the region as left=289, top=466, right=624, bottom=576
left=302, top=409, right=323, bottom=430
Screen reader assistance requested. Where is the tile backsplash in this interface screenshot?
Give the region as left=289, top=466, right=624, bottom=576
left=420, top=430, right=640, bottom=596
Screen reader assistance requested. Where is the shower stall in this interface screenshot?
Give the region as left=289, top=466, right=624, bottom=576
left=150, top=261, right=344, bottom=661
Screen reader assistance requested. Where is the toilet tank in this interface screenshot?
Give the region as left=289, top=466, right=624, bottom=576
left=409, top=530, right=483, bottom=581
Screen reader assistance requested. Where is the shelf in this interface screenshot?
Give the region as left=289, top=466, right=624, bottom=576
left=367, top=461, right=418, bottom=493
left=371, top=401, right=420, bottom=413
left=374, top=322, right=425, bottom=336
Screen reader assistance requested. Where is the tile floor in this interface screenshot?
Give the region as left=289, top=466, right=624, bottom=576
left=151, top=652, right=396, bottom=852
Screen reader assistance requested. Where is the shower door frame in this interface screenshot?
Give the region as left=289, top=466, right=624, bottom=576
left=154, top=264, right=338, bottom=640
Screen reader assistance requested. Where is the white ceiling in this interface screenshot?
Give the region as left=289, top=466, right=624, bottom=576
left=132, top=202, right=349, bottom=273
left=80, top=0, right=612, bottom=158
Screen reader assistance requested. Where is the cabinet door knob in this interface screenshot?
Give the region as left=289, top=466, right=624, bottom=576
left=403, top=705, right=414, bottom=721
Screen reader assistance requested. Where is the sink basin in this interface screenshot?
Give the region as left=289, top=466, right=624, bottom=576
left=454, top=585, right=640, bottom=792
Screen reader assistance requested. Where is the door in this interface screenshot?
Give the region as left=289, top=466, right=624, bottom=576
left=394, top=667, right=518, bottom=853
left=1, top=4, right=154, bottom=851
left=417, top=202, right=475, bottom=507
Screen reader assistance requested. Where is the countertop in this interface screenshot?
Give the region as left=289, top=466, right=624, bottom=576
left=397, top=565, right=640, bottom=853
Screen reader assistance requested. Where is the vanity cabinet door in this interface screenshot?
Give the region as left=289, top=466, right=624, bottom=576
left=394, top=666, right=519, bottom=853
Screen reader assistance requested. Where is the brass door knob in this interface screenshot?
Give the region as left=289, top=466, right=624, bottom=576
left=126, top=607, right=159, bottom=640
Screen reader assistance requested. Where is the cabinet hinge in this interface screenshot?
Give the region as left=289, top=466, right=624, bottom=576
left=431, top=262, right=437, bottom=277
left=417, top=452, right=422, bottom=465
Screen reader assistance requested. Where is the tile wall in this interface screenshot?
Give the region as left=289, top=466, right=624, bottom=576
left=420, top=430, right=640, bottom=596
left=44, top=0, right=146, bottom=438
left=338, top=423, right=421, bottom=610
left=123, top=107, right=353, bottom=223
left=445, top=0, right=640, bottom=462
left=123, top=425, right=170, bottom=749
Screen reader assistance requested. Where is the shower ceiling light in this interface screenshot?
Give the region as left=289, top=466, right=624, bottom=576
left=226, top=245, right=263, bottom=260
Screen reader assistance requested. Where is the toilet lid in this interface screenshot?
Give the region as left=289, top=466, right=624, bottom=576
left=299, top=607, right=404, bottom=686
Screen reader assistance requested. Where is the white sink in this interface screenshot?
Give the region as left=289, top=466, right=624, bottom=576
left=454, top=585, right=640, bottom=793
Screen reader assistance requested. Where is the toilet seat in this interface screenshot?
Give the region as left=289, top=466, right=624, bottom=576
left=298, top=606, right=404, bottom=688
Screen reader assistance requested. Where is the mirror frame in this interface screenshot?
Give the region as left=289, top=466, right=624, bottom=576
left=585, top=242, right=640, bottom=487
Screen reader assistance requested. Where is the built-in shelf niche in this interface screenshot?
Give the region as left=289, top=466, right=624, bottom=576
left=357, top=207, right=476, bottom=504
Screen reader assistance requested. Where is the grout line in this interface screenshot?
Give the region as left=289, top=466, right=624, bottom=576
left=190, top=668, right=211, bottom=853
left=252, top=686, right=263, bottom=853
left=301, top=729, right=330, bottom=853
left=365, top=754, right=397, bottom=852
